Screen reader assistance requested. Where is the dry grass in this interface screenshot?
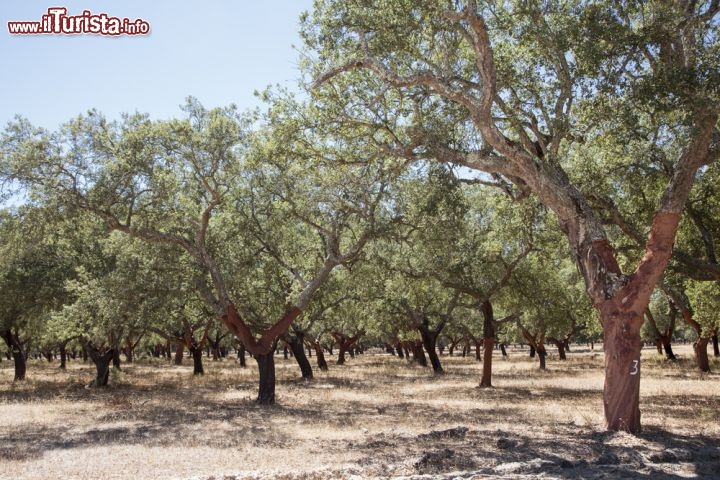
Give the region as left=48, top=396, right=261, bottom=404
left=1, top=344, right=719, bottom=479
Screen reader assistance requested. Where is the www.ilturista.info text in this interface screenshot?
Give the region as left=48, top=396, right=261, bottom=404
left=8, top=7, right=150, bottom=35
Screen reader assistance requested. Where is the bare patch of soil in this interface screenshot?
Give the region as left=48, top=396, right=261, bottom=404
left=1, top=345, right=718, bottom=479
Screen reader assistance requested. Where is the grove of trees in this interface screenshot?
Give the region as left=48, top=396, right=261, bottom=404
left=1, top=1, right=718, bottom=435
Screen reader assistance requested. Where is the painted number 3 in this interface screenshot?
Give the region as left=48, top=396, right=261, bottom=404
left=629, top=360, right=639, bottom=375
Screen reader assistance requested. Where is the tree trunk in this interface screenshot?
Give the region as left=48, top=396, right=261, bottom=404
left=538, top=345, right=547, bottom=370
left=337, top=345, right=347, bottom=365
left=662, top=340, right=676, bottom=360
left=410, top=340, right=428, bottom=367
left=255, top=352, right=276, bottom=405
left=59, top=344, right=68, bottom=370
left=500, top=343, right=507, bottom=357
left=417, top=322, right=444, bottom=374
left=85, top=344, right=114, bottom=387
left=694, top=337, right=710, bottom=372
left=1, top=330, right=26, bottom=381
left=529, top=345, right=536, bottom=358
left=712, top=334, right=719, bottom=357
left=419, top=330, right=443, bottom=374
left=479, top=337, right=494, bottom=387
left=601, top=308, right=643, bottom=433
left=287, top=333, right=313, bottom=379
left=238, top=342, right=247, bottom=368
left=189, top=344, right=204, bottom=375
left=313, top=343, right=328, bottom=370
left=94, top=355, right=111, bottom=387
left=112, top=348, right=121, bottom=370
left=174, top=342, right=184, bottom=365
left=479, top=300, right=495, bottom=387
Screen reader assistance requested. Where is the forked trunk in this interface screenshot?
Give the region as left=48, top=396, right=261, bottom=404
left=694, top=337, right=710, bottom=372
left=255, top=352, right=276, bottom=405
left=189, top=344, right=204, bottom=375
left=418, top=328, right=443, bottom=374
left=85, top=345, right=115, bottom=387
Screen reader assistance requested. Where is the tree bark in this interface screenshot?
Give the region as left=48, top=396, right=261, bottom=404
left=237, top=342, right=247, bottom=368
left=600, top=306, right=643, bottom=432
left=59, top=343, right=68, bottom=370
left=499, top=343, right=507, bottom=357
left=1, top=330, right=26, bottom=381
left=479, top=300, right=496, bottom=387
left=712, top=333, right=719, bottom=357
left=255, top=352, right=276, bottom=405
left=694, top=337, right=710, bottom=372
left=112, top=348, right=121, bottom=370
left=538, top=344, right=547, bottom=370
left=85, top=343, right=114, bottom=387
left=189, top=343, right=204, bottom=375
left=286, top=332, right=313, bottom=379
left=174, top=341, right=185, bottom=365
left=417, top=319, right=446, bottom=374
left=410, top=340, right=428, bottom=367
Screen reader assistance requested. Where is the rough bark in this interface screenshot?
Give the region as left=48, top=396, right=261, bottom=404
left=417, top=320, right=446, bottom=374
left=59, top=344, right=68, bottom=370
left=550, top=339, right=566, bottom=360
left=599, top=305, right=644, bottom=432
left=237, top=342, right=247, bottom=368
left=408, top=340, right=428, bottom=367
left=665, top=287, right=711, bottom=372
left=255, top=352, right=276, bottom=405
left=1, top=330, right=26, bottom=381
left=538, top=344, right=547, bottom=370
left=285, top=331, right=313, bottom=379
left=174, top=342, right=185, bottom=365
left=189, top=343, right=204, bottom=375
left=331, top=331, right=363, bottom=365
left=85, top=343, right=114, bottom=387
left=479, top=300, right=496, bottom=387
left=694, top=337, right=710, bottom=372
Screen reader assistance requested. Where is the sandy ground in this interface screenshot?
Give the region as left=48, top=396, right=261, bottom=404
left=1, top=344, right=719, bottom=479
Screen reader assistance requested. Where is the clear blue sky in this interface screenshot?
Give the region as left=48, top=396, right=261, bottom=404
left=1, top=1, right=315, bottom=130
